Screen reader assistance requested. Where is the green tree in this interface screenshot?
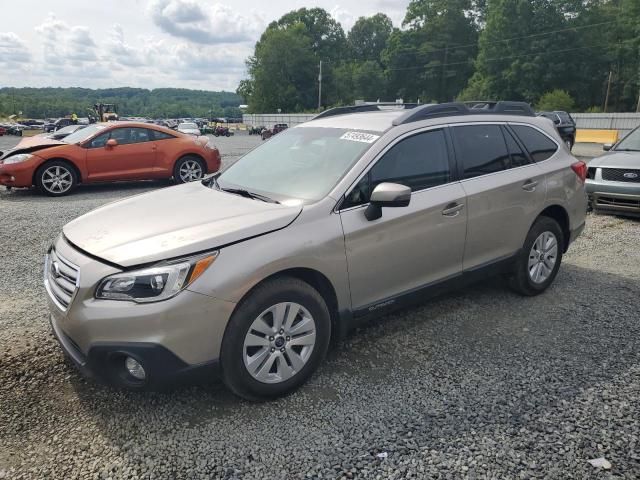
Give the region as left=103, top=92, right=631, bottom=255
left=383, top=0, right=478, bottom=102
left=348, top=14, right=394, bottom=63
left=460, top=0, right=581, bottom=103
left=536, top=89, right=575, bottom=111
left=244, top=24, right=317, bottom=112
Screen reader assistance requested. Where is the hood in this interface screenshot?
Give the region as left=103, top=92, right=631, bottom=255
left=63, top=182, right=302, bottom=267
left=1, top=137, right=66, bottom=159
left=589, top=151, right=640, bottom=168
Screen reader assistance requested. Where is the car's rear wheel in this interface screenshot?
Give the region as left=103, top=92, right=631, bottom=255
left=174, top=156, right=205, bottom=183
left=508, top=216, right=564, bottom=296
left=35, top=161, right=77, bottom=196
left=221, top=277, right=331, bottom=401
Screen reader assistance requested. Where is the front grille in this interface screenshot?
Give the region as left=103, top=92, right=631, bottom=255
left=45, top=249, right=80, bottom=311
left=601, top=168, right=640, bottom=183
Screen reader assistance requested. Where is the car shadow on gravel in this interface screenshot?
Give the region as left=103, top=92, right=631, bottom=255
left=2, top=263, right=638, bottom=477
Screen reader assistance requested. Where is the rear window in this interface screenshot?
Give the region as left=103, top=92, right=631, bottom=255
left=511, top=125, right=558, bottom=162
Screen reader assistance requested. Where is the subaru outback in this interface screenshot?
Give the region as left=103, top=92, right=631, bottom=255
left=45, top=102, right=587, bottom=400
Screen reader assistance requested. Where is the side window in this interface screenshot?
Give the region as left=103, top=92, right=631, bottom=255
left=152, top=130, right=175, bottom=140
left=452, top=125, right=510, bottom=179
left=502, top=126, right=530, bottom=168
left=342, top=129, right=450, bottom=208
left=88, top=132, right=110, bottom=148
left=128, top=128, right=152, bottom=143
left=110, top=128, right=131, bottom=144
left=511, top=125, right=558, bottom=162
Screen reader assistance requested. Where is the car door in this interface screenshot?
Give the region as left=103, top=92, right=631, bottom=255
left=339, top=128, right=467, bottom=311
left=451, top=123, right=547, bottom=270
left=84, top=127, right=157, bottom=181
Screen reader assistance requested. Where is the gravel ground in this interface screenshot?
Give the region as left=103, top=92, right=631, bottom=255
left=1, top=134, right=639, bottom=479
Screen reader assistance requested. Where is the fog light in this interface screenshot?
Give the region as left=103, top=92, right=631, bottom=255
left=124, top=356, right=146, bottom=380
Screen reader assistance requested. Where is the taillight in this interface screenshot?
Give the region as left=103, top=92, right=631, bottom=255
left=571, top=161, right=587, bottom=183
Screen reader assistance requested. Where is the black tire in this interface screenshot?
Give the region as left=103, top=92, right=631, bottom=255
left=173, top=155, right=205, bottom=184
left=35, top=160, right=78, bottom=196
left=507, top=216, right=564, bottom=296
left=221, top=277, right=331, bottom=401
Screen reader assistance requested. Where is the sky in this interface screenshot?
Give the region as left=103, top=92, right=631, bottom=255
left=0, top=0, right=410, bottom=92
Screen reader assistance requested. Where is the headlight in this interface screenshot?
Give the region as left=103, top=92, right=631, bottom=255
left=3, top=153, right=33, bottom=164
left=95, top=252, right=218, bottom=303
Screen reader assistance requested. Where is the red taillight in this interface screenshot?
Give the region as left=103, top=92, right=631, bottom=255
left=571, top=161, right=587, bottom=182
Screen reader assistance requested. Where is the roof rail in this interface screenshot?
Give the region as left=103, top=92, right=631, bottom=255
left=392, top=101, right=535, bottom=126
left=314, top=103, right=421, bottom=121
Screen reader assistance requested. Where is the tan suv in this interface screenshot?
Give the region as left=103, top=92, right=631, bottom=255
left=46, top=102, right=587, bottom=400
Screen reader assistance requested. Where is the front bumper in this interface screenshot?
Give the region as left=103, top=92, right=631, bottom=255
left=586, top=178, right=640, bottom=215
left=0, top=158, right=40, bottom=187
left=46, top=236, right=236, bottom=388
left=50, top=314, right=219, bottom=388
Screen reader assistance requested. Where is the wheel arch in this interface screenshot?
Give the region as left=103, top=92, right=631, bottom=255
left=32, top=157, right=82, bottom=185
left=232, top=267, right=341, bottom=342
left=537, top=204, right=570, bottom=252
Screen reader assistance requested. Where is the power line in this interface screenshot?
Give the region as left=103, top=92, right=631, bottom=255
left=374, top=19, right=622, bottom=59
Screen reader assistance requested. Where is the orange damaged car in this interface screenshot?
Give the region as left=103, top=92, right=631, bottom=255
left=0, top=122, right=221, bottom=196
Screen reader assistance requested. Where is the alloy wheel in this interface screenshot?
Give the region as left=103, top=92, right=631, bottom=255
left=243, top=302, right=317, bottom=384
left=179, top=160, right=203, bottom=182
left=42, top=166, right=73, bottom=194
left=528, top=231, right=558, bottom=284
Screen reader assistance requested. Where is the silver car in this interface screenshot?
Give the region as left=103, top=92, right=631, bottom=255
left=586, top=126, right=640, bottom=216
left=46, top=102, right=587, bottom=400
left=177, top=122, right=201, bottom=136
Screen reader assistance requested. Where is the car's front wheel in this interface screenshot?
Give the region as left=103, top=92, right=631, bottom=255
left=35, top=160, right=77, bottom=196
left=221, top=277, right=331, bottom=401
left=174, top=156, right=205, bottom=183
left=508, top=216, right=564, bottom=296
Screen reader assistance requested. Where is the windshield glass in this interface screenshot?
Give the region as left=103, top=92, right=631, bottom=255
left=179, top=123, right=198, bottom=129
left=217, top=127, right=379, bottom=202
left=63, top=124, right=106, bottom=144
left=615, top=128, right=640, bottom=151
left=55, top=125, right=80, bottom=135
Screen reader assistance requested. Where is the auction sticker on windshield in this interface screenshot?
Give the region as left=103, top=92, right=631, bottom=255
left=340, top=132, right=380, bottom=143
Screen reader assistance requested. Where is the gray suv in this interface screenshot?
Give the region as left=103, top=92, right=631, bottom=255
left=46, top=102, right=587, bottom=400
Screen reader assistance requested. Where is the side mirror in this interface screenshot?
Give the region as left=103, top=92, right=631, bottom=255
left=106, top=138, right=118, bottom=148
left=603, top=143, right=612, bottom=151
left=364, top=182, right=411, bottom=221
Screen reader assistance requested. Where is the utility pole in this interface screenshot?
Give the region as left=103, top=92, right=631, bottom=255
left=440, top=44, right=448, bottom=102
left=318, top=60, right=323, bottom=111
left=604, top=70, right=613, bottom=113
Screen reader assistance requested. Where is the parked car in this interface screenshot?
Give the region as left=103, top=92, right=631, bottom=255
left=0, top=121, right=220, bottom=196
left=44, top=102, right=586, bottom=400
left=586, top=125, right=640, bottom=216
left=0, top=126, right=6, bottom=136
left=44, top=118, right=76, bottom=133
left=177, top=122, right=201, bottom=136
left=46, top=124, right=88, bottom=140
left=537, top=111, right=576, bottom=150
left=261, top=123, right=288, bottom=140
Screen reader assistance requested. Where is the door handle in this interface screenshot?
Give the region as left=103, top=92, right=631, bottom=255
left=442, top=202, right=465, bottom=217
left=522, top=180, right=538, bottom=192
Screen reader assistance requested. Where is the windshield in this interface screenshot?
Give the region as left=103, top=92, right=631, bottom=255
left=63, top=124, right=106, bottom=144
left=217, top=127, right=379, bottom=202
left=615, top=128, right=640, bottom=151
left=179, top=123, right=198, bottom=129
left=55, top=125, right=80, bottom=135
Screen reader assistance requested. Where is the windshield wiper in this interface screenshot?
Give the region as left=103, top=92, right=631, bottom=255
left=615, top=148, right=640, bottom=152
left=221, top=187, right=280, bottom=204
